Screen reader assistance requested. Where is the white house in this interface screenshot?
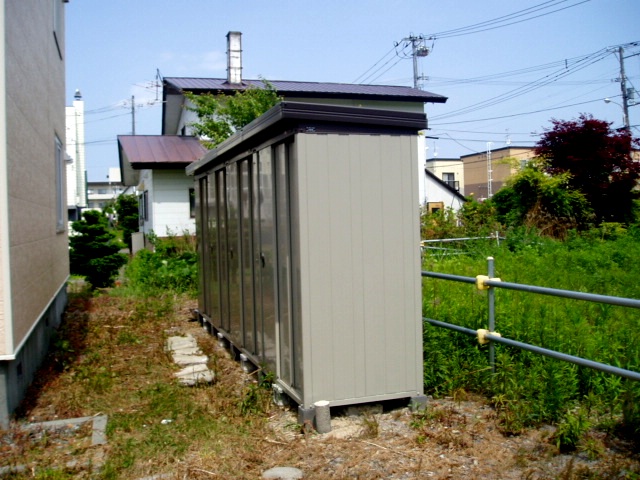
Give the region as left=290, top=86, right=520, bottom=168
left=425, top=157, right=464, bottom=196
left=118, top=135, right=207, bottom=237
left=423, top=168, right=466, bottom=214
left=119, top=31, right=447, bottom=241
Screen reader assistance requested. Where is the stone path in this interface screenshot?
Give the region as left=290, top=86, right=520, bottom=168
left=166, top=334, right=215, bottom=386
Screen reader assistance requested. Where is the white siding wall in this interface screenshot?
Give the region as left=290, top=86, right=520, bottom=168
left=150, top=170, right=195, bottom=236
left=424, top=175, right=465, bottom=213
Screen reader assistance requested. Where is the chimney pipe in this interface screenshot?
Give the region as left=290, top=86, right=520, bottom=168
left=226, top=31, right=242, bottom=85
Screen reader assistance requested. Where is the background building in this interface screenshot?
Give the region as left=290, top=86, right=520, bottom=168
left=462, top=146, right=536, bottom=199
left=425, top=157, right=464, bottom=196
left=66, top=89, right=87, bottom=221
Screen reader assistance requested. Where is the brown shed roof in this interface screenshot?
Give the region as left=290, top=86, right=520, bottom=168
left=118, top=135, right=207, bottom=185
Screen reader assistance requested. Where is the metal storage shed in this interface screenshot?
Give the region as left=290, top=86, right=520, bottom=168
left=187, top=102, right=426, bottom=420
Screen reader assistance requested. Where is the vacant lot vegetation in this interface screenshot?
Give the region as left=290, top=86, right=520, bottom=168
left=422, top=228, right=640, bottom=447
left=2, top=231, right=639, bottom=478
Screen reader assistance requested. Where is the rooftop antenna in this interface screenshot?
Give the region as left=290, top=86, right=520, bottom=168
left=505, top=129, right=511, bottom=146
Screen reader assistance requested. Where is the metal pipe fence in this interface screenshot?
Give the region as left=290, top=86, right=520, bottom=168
left=422, top=257, right=640, bottom=382
left=420, top=234, right=503, bottom=256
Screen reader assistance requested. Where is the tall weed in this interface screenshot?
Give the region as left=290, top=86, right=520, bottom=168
left=123, top=233, right=198, bottom=296
left=422, top=230, right=640, bottom=433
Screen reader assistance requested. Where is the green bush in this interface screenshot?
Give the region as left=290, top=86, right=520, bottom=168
left=123, top=234, right=198, bottom=295
left=115, top=194, right=139, bottom=251
left=69, top=210, right=127, bottom=289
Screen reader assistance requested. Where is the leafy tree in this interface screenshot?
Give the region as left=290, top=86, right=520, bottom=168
left=491, top=163, right=593, bottom=238
left=184, top=79, right=281, bottom=148
left=115, top=194, right=139, bottom=251
left=70, top=210, right=127, bottom=289
left=535, top=114, right=640, bottom=223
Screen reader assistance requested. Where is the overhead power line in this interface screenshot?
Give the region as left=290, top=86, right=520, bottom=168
left=425, top=0, right=590, bottom=39
left=429, top=96, right=608, bottom=126
left=353, top=0, right=591, bottom=85
left=430, top=49, right=612, bottom=121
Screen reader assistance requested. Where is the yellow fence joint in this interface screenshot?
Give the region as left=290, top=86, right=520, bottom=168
left=477, top=329, right=501, bottom=345
left=475, top=274, right=501, bottom=290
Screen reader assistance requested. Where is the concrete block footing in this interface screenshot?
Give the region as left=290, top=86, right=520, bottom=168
left=313, top=400, right=331, bottom=434
left=216, top=332, right=228, bottom=349
left=297, top=404, right=315, bottom=429
left=409, top=394, right=429, bottom=412
left=239, top=353, right=255, bottom=373
left=272, top=384, right=287, bottom=407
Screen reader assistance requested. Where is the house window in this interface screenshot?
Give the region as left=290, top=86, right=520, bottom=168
left=139, top=191, right=148, bottom=224
left=189, top=188, right=195, bottom=218
left=55, top=135, right=65, bottom=232
left=442, top=172, right=459, bottom=191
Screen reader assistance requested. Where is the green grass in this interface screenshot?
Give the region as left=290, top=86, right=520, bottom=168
left=422, top=230, right=640, bottom=436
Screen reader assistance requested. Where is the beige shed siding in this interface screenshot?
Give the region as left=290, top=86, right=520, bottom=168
left=3, top=0, right=69, bottom=351
left=296, top=133, right=422, bottom=405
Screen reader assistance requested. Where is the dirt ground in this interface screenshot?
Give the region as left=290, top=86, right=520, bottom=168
left=3, top=296, right=639, bottom=479
left=180, top=315, right=640, bottom=479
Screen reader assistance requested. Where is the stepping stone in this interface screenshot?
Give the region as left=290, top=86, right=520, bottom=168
left=174, top=363, right=215, bottom=386
left=171, top=345, right=201, bottom=356
left=166, top=335, right=197, bottom=351
left=262, top=467, right=304, bottom=479
left=172, top=353, right=208, bottom=366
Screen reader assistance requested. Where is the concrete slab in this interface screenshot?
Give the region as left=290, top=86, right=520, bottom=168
left=172, top=354, right=209, bottom=366
left=174, top=364, right=214, bottom=386
left=166, top=335, right=197, bottom=351
left=170, top=345, right=201, bottom=356
left=262, top=466, right=304, bottom=479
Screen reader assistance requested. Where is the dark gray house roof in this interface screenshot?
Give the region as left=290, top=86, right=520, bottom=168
left=118, top=135, right=207, bottom=186
left=162, top=77, right=447, bottom=135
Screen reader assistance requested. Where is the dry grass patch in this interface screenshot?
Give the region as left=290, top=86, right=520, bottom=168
left=1, top=286, right=639, bottom=479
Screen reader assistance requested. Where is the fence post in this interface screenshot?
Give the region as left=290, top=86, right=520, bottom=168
left=488, top=257, right=496, bottom=373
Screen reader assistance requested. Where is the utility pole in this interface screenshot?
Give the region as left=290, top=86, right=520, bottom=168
left=618, top=47, right=630, bottom=132
left=400, top=35, right=430, bottom=89
left=131, top=95, right=136, bottom=135
left=486, top=142, right=493, bottom=199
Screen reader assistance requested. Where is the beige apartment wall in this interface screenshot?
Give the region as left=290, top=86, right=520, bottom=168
left=463, top=147, right=535, bottom=199
left=3, top=0, right=69, bottom=350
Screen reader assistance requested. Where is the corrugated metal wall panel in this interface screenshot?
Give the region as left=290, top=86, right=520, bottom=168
left=295, top=133, right=422, bottom=406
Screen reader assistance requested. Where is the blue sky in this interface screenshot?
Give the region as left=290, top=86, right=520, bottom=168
left=66, top=0, right=640, bottom=181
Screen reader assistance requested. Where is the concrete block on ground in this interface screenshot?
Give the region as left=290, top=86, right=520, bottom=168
left=262, top=466, right=304, bottom=479
left=172, top=354, right=209, bottom=366
left=174, top=363, right=215, bottom=386
left=166, top=335, right=197, bottom=351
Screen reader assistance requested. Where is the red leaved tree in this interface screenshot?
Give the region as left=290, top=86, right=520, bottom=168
left=535, top=114, right=640, bottom=224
